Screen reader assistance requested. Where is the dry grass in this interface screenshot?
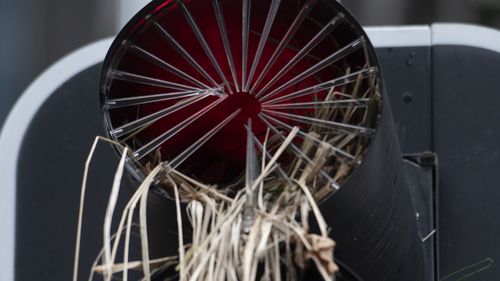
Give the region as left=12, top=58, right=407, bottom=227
left=74, top=68, right=379, bottom=281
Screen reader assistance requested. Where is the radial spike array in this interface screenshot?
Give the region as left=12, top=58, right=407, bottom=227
left=249, top=0, right=317, bottom=94
left=213, top=0, right=240, bottom=92
left=106, top=90, right=209, bottom=109
left=133, top=96, right=228, bottom=159
left=176, top=0, right=233, bottom=94
left=110, top=70, right=204, bottom=91
left=263, top=67, right=377, bottom=105
left=245, top=0, right=281, bottom=91
left=91, top=1, right=435, bottom=280
left=254, top=14, right=343, bottom=98
left=152, top=21, right=220, bottom=88
left=110, top=94, right=212, bottom=139
left=242, top=0, right=251, bottom=90
left=262, top=108, right=375, bottom=136
left=128, top=43, right=211, bottom=89
left=101, top=0, right=382, bottom=198
left=258, top=113, right=356, bottom=160
left=168, top=109, right=242, bottom=169
left=262, top=99, right=371, bottom=110
left=258, top=37, right=365, bottom=101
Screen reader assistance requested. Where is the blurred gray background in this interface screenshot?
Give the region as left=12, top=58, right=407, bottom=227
left=1, top=0, right=500, bottom=126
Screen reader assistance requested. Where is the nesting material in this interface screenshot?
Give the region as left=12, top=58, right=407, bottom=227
left=74, top=69, right=380, bottom=281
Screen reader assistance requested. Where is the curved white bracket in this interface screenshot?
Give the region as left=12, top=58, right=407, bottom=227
left=0, top=38, right=113, bottom=281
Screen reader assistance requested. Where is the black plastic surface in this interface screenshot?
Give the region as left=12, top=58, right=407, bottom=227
left=15, top=64, right=130, bottom=281
left=404, top=154, right=438, bottom=281
left=432, top=45, right=500, bottom=280
left=375, top=46, right=433, bottom=153
left=320, top=87, right=425, bottom=281
left=378, top=44, right=500, bottom=280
